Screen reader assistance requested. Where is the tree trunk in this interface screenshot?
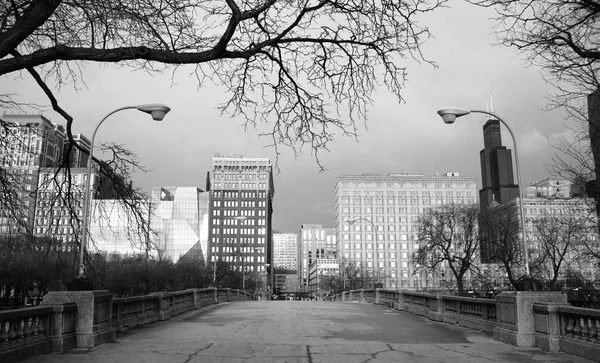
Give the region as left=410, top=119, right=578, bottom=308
left=587, top=89, right=600, bottom=232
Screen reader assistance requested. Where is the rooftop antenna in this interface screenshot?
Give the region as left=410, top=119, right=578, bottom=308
left=486, top=92, right=496, bottom=120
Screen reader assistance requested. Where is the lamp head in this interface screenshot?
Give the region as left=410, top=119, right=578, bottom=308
left=436, top=108, right=471, bottom=124
left=137, top=104, right=171, bottom=121
left=346, top=218, right=358, bottom=225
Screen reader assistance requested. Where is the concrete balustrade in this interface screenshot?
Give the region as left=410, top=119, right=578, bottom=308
left=0, top=288, right=254, bottom=363
left=338, top=288, right=600, bottom=362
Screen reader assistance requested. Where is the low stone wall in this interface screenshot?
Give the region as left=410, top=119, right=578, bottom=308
left=339, top=288, right=600, bottom=362
left=0, top=288, right=253, bottom=363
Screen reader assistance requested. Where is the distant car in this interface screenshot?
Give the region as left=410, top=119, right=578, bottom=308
left=463, top=290, right=481, bottom=298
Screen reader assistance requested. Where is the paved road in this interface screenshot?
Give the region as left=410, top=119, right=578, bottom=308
left=25, top=301, right=593, bottom=363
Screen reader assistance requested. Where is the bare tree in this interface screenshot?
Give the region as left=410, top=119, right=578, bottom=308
left=339, top=258, right=376, bottom=290
left=1, top=1, right=446, bottom=269
left=1, top=0, right=445, bottom=166
left=414, top=203, right=480, bottom=295
left=530, top=214, right=589, bottom=289
left=479, top=205, right=524, bottom=290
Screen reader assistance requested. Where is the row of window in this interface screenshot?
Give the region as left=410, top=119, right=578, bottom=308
left=341, top=242, right=417, bottom=250
left=340, top=192, right=474, bottom=204
left=213, top=200, right=268, bottom=207
left=212, top=173, right=269, bottom=181
left=213, top=182, right=269, bottom=190
left=337, top=182, right=476, bottom=190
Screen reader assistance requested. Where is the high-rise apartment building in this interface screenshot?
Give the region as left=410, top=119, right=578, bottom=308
left=479, top=119, right=519, bottom=210
left=207, top=154, right=274, bottom=275
left=335, top=172, right=477, bottom=289
left=298, top=224, right=337, bottom=288
left=273, top=232, right=298, bottom=270
left=150, top=187, right=210, bottom=262
left=0, top=113, right=67, bottom=235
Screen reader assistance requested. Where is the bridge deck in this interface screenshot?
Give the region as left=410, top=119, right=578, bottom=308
left=23, top=301, right=593, bottom=362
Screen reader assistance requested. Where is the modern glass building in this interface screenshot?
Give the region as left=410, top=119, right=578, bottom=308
left=150, top=187, right=210, bottom=263
left=89, top=199, right=151, bottom=256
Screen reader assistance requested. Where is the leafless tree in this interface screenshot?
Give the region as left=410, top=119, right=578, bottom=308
left=530, top=214, right=589, bottom=289
left=1, top=0, right=445, bottom=166
left=479, top=206, right=524, bottom=290
left=339, top=258, right=377, bottom=290
left=414, top=203, right=480, bottom=295
left=1, top=1, right=446, bottom=268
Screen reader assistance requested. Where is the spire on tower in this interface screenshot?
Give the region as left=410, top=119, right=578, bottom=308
left=485, top=93, right=496, bottom=120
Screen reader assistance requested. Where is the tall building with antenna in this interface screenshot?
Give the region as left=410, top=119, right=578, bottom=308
left=479, top=96, right=520, bottom=211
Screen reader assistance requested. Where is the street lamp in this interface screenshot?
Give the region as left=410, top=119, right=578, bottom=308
left=75, top=104, right=171, bottom=286
left=436, top=107, right=530, bottom=278
left=346, top=217, right=381, bottom=286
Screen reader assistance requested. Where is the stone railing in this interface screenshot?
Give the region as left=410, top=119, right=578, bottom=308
left=0, top=303, right=77, bottom=363
left=339, top=288, right=600, bottom=362
left=0, top=288, right=253, bottom=363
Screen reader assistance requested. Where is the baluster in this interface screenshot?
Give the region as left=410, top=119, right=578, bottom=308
left=31, top=316, right=39, bottom=336
left=7, top=319, right=17, bottom=340
left=573, top=317, right=582, bottom=340
left=588, top=318, right=598, bottom=343
left=37, top=316, right=46, bottom=335
left=565, top=317, right=575, bottom=338
left=581, top=318, right=590, bottom=341
left=0, top=321, right=8, bottom=343
left=16, top=318, right=24, bottom=339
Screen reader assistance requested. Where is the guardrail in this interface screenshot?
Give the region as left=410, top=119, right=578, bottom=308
left=338, top=288, right=600, bottom=362
left=0, top=288, right=253, bottom=363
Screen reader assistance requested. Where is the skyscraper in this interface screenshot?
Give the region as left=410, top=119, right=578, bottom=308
left=335, top=172, right=477, bottom=289
left=273, top=232, right=298, bottom=270
left=207, top=154, right=274, bottom=275
left=298, top=224, right=337, bottom=288
left=479, top=118, right=520, bottom=210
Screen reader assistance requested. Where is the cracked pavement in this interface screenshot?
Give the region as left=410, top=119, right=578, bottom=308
left=22, top=301, right=594, bottom=363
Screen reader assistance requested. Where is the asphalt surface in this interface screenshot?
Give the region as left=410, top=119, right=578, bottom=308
left=24, top=300, right=594, bottom=363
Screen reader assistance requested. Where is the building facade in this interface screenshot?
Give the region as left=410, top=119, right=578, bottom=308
left=308, top=258, right=339, bottom=298
left=298, top=224, right=337, bottom=289
left=0, top=113, right=67, bottom=235
left=150, top=187, right=210, bottom=262
left=207, top=154, right=274, bottom=275
left=335, top=172, right=478, bottom=289
left=526, top=177, right=572, bottom=199
left=273, top=232, right=298, bottom=270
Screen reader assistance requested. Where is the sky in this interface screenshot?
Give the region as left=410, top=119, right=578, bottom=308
left=1, top=1, right=576, bottom=234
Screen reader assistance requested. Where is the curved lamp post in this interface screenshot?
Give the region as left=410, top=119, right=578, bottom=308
left=346, top=217, right=381, bottom=284
left=436, top=107, right=530, bottom=278
left=77, top=104, right=171, bottom=282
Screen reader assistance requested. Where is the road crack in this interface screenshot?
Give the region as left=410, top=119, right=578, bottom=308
left=306, top=345, right=313, bottom=363
left=182, top=343, right=213, bottom=363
